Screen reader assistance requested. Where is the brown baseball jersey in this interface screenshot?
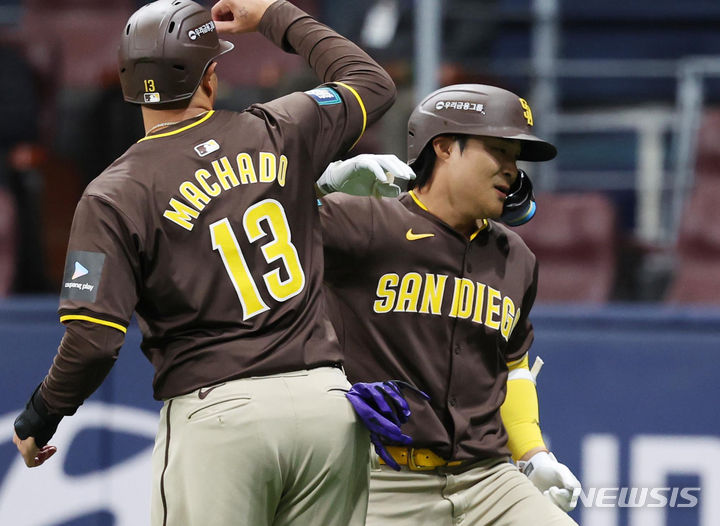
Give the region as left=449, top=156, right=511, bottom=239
left=42, top=1, right=396, bottom=409
left=320, top=191, right=539, bottom=461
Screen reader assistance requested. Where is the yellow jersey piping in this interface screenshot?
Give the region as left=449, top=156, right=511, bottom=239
left=470, top=220, right=489, bottom=240
left=410, top=191, right=488, bottom=238
left=138, top=110, right=215, bottom=142
left=408, top=190, right=428, bottom=211
left=334, top=82, right=367, bottom=150
left=60, top=314, right=127, bottom=333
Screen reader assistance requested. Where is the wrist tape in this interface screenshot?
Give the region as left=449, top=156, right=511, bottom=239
left=14, top=384, right=63, bottom=448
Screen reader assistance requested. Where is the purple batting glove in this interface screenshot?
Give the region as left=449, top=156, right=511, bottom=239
left=347, top=381, right=430, bottom=427
left=346, top=388, right=413, bottom=444
left=346, top=380, right=431, bottom=472
left=370, top=433, right=401, bottom=471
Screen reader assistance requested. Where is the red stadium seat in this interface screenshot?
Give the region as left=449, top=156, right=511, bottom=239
left=694, top=107, right=720, bottom=177
left=665, top=176, right=720, bottom=304
left=513, top=192, right=618, bottom=303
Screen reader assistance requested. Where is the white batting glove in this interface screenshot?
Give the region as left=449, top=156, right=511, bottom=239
left=518, top=451, right=582, bottom=512
left=316, top=154, right=415, bottom=198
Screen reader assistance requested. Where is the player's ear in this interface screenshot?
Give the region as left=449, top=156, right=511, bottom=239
left=432, top=136, right=454, bottom=161
left=200, top=62, right=218, bottom=98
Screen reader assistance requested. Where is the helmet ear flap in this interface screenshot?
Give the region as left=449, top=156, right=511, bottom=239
left=500, top=170, right=536, bottom=227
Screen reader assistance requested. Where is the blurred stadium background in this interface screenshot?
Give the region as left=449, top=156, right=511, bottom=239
left=0, top=1, right=719, bottom=525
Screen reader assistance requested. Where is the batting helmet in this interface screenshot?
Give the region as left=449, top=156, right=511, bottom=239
left=407, top=84, right=557, bottom=165
left=118, top=0, right=234, bottom=105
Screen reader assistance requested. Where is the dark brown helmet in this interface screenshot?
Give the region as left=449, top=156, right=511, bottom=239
left=407, top=84, right=557, bottom=165
left=118, top=0, right=234, bottom=105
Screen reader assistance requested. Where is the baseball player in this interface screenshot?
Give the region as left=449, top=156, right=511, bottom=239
left=318, top=84, right=582, bottom=525
left=12, top=1, right=398, bottom=525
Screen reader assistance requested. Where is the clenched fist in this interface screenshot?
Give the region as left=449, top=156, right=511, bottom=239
left=212, top=0, right=276, bottom=34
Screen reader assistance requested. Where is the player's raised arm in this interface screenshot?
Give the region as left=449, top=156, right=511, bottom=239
left=256, top=0, right=396, bottom=123
left=214, top=1, right=396, bottom=154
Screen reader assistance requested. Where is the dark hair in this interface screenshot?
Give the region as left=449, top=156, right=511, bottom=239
left=408, top=135, right=468, bottom=190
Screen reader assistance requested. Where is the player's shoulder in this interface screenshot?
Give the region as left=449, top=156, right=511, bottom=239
left=83, top=148, right=151, bottom=209
left=488, top=220, right=536, bottom=262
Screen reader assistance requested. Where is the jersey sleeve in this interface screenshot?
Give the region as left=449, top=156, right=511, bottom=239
left=318, top=193, right=375, bottom=277
left=58, top=193, right=141, bottom=332
left=504, top=261, right=539, bottom=362
left=255, top=0, right=395, bottom=178
left=250, top=84, right=367, bottom=177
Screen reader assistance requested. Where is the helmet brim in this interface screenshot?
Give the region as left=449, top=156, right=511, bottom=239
left=217, top=39, right=235, bottom=57
left=514, top=135, right=557, bottom=161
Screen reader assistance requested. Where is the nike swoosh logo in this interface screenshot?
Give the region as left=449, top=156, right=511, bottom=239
left=406, top=229, right=435, bottom=241
left=198, top=383, right=226, bottom=400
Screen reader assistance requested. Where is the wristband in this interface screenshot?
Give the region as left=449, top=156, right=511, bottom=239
left=14, top=384, right=63, bottom=447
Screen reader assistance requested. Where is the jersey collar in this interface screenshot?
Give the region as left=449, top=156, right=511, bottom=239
left=138, top=110, right=215, bottom=142
left=408, top=190, right=489, bottom=240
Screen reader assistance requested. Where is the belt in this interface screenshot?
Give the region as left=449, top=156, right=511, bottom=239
left=380, top=446, right=464, bottom=471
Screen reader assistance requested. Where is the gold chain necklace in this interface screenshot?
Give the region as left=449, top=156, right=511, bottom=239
left=145, top=111, right=209, bottom=136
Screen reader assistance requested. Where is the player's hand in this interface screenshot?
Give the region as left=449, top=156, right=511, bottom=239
left=346, top=381, right=429, bottom=471
left=519, top=451, right=582, bottom=512
left=316, top=154, right=416, bottom=198
left=211, top=0, right=276, bottom=34
left=12, top=432, right=57, bottom=468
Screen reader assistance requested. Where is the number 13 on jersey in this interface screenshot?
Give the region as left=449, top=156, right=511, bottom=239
left=210, top=199, right=306, bottom=320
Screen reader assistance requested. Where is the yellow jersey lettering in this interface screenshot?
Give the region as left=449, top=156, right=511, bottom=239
left=236, top=153, right=258, bottom=184
left=259, top=152, right=277, bottom=183
left=212, top=156, right=240, bottom=190
left=419, top=273, right=447, bottom=314
left=395, top=272, right=422, bottom=312
left=485, top=286, right=502, bottom=330
left=163, top=198, right=199, bottom=231
left=277, top=155, right=288, bottom=187
left=195, top=169, right=221, bottom=196
left=164, top=152, right=291, bottom=230
left=472, top=282, right=486, bottom=323
left=449, top=278, right=474, bottom=319
left=500, top=296, right=516, bottom=341
left=179, top=181, right=210, bottom=211
left=374, top=273, right=399, bottom=313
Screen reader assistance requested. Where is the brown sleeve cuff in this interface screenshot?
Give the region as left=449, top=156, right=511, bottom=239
left=258, top=0, right=311, bottom=53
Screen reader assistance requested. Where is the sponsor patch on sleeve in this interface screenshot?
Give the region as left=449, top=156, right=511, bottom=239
left=305, top=87, right=342, bottom=106
left=60, top=251, right=106, bottom=303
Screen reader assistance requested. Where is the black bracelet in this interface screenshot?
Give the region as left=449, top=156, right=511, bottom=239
left=14, top=385, right=63, bottom=448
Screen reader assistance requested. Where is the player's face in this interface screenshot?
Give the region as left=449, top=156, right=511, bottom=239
left=448, top=135, right=521, bottom=220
